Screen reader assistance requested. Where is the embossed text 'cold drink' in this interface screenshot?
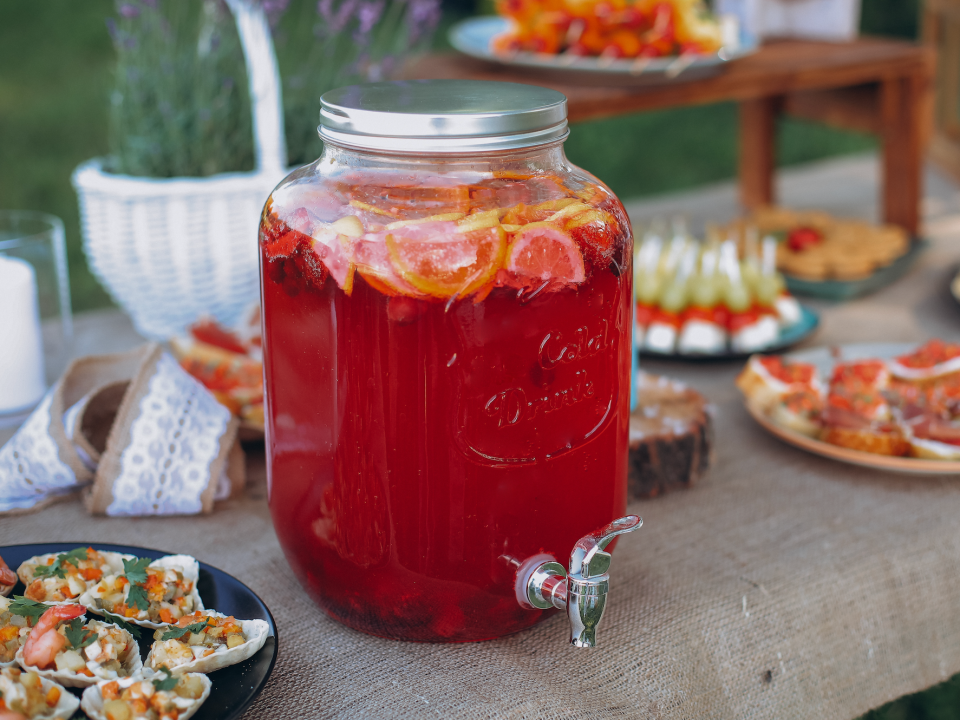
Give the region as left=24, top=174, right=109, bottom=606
left=261, top=81, right=632, bottom=641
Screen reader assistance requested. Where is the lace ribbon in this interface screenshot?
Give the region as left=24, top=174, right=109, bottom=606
left=106, top=354, right=232, bottom=516
left=0, top=345, right=239, bottom=516
left=0, top=392, right=80, bottom=513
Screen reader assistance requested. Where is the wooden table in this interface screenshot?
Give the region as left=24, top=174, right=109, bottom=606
left=406, top=38, right=935, bottom=235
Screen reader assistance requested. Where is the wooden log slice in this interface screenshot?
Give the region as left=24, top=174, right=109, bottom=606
left=628, top=372, right=714, bottom=499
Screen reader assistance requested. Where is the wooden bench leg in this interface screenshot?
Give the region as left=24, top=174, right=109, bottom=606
left=881, top=74, right=929, bottom=236
left=739, top=97, right=780, bottom=211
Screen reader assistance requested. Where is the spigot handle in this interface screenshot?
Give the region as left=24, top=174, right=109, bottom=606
left=570, top=515, right=642, bottom=579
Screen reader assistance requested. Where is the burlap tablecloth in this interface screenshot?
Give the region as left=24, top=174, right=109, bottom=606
left=4, top=199, right=960, bottom=720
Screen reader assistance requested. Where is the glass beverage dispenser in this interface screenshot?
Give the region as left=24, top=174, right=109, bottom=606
left=260, top=80, right=640, bottom=645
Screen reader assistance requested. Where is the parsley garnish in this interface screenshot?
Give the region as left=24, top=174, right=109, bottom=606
left=151, top=666, right=179, bottom=693
left=64, top=618, right=97, bottom=651
left=33, top=548, right=88, bottom=580
left=121, top=557, right=152, bottom=585
left=101, top=612, right=142, bottom=640
left=126, top=584, right=150, bottom=612
left=9, top=596, right=49, bottom=621
left=161, top=621, right=208, bottom=641
left=116, top=557, right=154, bottom=613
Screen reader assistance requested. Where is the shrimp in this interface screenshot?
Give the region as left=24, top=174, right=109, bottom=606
left=0, top=554, right=15, bottom=597
left=0, top=710, right=26, bottom=720
left=21, top=604, right=86, bottom=670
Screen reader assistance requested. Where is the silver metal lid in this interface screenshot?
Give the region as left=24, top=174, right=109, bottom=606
left=318, top=79, right=568, bottom=154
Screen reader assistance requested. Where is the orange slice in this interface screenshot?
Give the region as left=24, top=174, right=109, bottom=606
left=354, top=236, right=426, bottom=298
left=501, top=198, right=579, bottom=225
left=506, top=222, right=585, bottom=284
left=386, top=222, right=507, bottom=299
left=456, top=209, right=501, bottom=232
left=574, top=183, right=608, bottom=206
left=349, top=199, right=399, bottom=218
left=544, top=202, right=592, bottom=224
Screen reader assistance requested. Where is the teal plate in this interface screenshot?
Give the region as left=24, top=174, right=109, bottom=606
left=784, top=239, right=928, bottom=301
left=640, top=305, right=819, bottom=361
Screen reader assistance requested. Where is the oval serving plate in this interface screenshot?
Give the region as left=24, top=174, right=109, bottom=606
left=449, top=16, right=757, bottom=86
left=640, top=304, right=819, bottom=361
left=745, top=342, right=960, bottom=475
left=0, top=542, right=278, bottom=720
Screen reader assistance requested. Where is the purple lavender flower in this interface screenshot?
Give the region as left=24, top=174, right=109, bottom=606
left=105, top=17, right=119, bottom=42
left=260, top=0, right=290, bottom=12
left=119, top=3, right=140, bottom=18
left=355, top=0, right=384, bottom=40
left=259, top=0, right=290, bottom=25
left=316, top=0, right=333, bottom=23
left=407, top=0, right=440, bottom=43
left=317, top=0, right=361, bottom=35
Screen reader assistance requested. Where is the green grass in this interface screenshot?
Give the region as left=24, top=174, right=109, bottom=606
left=0, top=1, right=115, bottom=312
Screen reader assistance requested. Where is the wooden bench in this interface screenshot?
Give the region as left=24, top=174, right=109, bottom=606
left=406, top=38, right=935, bottom=234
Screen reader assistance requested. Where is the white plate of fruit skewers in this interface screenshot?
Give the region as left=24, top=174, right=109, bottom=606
left=634, top=221, right=819, bottom=359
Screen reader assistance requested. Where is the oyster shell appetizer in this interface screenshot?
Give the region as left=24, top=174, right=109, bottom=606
left=17, top=548, right=133, bottom=605
left=0, top=554, right=16, bottom=597
left=81, top=669, right=211, bottom=720
left=1, top=597, right=47, bottom=669
left=79, top=555, right=204, bottom=629
left=15, top=605, right=142, bottom=688
left=145, top=611, right=270, bottom=675
left=0, top=666, right=79, bottom=720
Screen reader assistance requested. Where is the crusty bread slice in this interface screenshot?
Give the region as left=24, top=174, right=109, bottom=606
left=820, top=426, right=909, bottom=456
left=771, top=404, right=821, bottom=437
left=736, top=355, right=819, bottom=414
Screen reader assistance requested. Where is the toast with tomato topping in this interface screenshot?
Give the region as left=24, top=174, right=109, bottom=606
left=736, top=355, right=825, bottom=436
left=888, top=339, right=960, bottom=383
left=736, top=355, right=824, bottom=413
left=820, top=361, right=907, bottom=456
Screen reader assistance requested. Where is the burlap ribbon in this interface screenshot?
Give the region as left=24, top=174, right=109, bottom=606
left=0, top=343, right=243, bottom=516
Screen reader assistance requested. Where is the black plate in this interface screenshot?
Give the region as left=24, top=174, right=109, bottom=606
left=1, top=543, right=278, bottom=720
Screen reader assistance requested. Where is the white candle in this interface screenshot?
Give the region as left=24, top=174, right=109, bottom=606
left=0, top=255, right=46, bottom=413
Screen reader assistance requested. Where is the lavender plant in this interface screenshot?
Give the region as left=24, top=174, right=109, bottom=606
left=106, top=0, right=255, bottom=177
left=105, top=0, right=442, bottom=178
left=275, top=0, right=442, bottom=165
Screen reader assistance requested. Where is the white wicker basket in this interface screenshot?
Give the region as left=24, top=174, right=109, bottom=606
left=73, top=0, right=288, bottom=339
